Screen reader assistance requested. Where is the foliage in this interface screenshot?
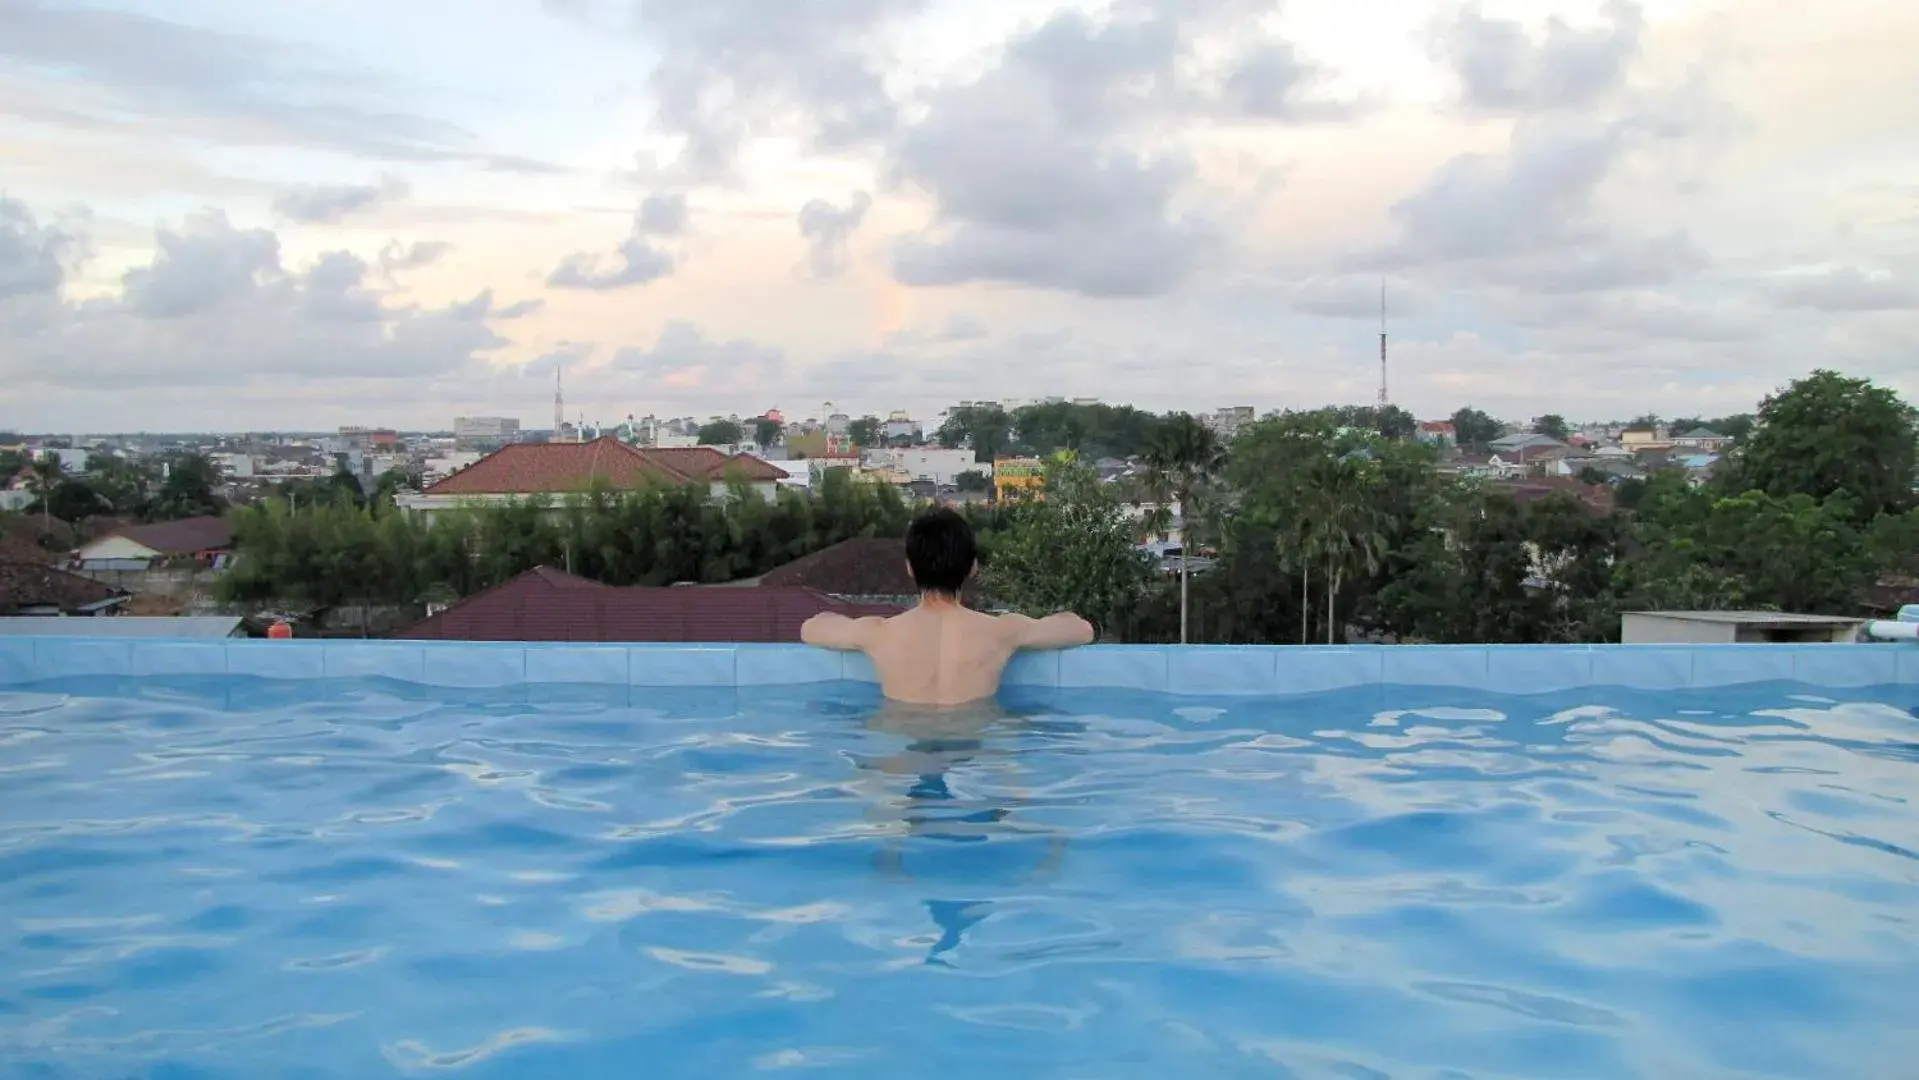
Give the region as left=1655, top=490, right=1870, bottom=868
left=1717, top=369, right=1918, bottom=522
left=937, top=405, right=1013, bottom=462
left=1449, top=407, right=1503, bottom=449
left=1141, top=412, right=1225, bottom=641
left=1533, top=414, right=1570, bottom=441
left=84, top=452, right=155, bottom=515
left=978, top=461, right=1156, bottom=637
left=1009, top=401, right=1164, bottom=460
left=848, top=415, right=882, bottom=447
left=148, top=453, right=226, bottom=521
left=46, top=479, right=109, bottom=523
left=751, top=417, right=784, bottom=447
left=697, top=419, right=745, bottom=446
left=218, top=470, right=912, bottom=608
left=954, top=470, right=991, bottom=494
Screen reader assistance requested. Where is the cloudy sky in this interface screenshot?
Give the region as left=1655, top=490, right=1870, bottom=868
left=2, top=0, right=1915, bottom=433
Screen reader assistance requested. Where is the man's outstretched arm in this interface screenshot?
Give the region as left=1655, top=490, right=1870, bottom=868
left=801, top=613, right=884, bottom=651
left=999, top=612, right=1096, bottom=651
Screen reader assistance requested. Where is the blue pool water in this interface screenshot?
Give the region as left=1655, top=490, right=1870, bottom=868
left=2, top=677, right=1916, bottom=1078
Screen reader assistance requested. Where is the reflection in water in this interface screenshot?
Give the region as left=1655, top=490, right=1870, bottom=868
left=853, top=700, right=1070, bottom=964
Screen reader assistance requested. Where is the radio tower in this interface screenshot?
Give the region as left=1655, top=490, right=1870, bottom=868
left=554, top=364, right=566, bottom=441
left=1377, top=279, right=1389, bottom=408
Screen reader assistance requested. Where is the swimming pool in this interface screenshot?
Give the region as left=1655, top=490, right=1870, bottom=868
left=1, top=640, right=1916, bottom=1078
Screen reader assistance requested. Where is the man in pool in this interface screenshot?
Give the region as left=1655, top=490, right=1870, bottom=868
left=800, top=507, right=1095, bottom=705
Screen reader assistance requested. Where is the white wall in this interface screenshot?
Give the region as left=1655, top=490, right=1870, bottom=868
left=886, top=448, right=987, bottom=487
left=74, top=535, right=162, bottom=563
left=0, top=490, right=30, bottom=512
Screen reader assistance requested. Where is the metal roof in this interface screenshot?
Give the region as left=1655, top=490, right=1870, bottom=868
left=0, top=616, right=243, bottom=637
left=1624, top=611, right=1863, bottom=627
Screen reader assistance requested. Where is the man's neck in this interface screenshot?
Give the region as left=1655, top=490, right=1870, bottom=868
left=916, top=591, right=964, bottom=611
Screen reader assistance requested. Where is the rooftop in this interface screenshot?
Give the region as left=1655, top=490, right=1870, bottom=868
left=104, top=516, right=234, bottom=555
left=399, top=566, right=901, bottom=642
left=423, top=438, right=784, bottom=496
left=0, top=562, right=129, bottom=615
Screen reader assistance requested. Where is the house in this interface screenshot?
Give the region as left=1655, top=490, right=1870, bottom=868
left=397, top=566, right=900, bottom=642
left=1417, top=421, right=1457, bottom=447
left=744, top=536, right=980, bottom=605
left=1673, top=427, right=1730, bottom=452
left=0, top=562, right=131, bottom=616
left=397, top=438, right=787, bottom=518
left=1620, top=428, right=1668, bottom=451
left=1493, top=477, right=1616, bottom=515
left=994, top=456, right=1045, bottom=501
left=1488, top=433, right=1572, bottom=465
left=1552, top=456, right=1646, bottom=482
left=72, top=516, right=233, bottom=572
left=869, top=448, right=985, bottom=487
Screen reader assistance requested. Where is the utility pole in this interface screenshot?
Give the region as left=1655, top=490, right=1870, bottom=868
left=1378, top=279, right=1389, bottom=409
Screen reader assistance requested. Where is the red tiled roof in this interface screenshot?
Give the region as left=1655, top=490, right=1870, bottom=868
left=110, top=516, right=233, bottom=555
left=1495, top=477, right=1616, bottom=514
left=398, top=566, right=901, bottom=642
left=423, top=438, right=787, bottom=495
left=0, top=561, right=129, bottom=614
left=756, top=536, right=978, bottom=601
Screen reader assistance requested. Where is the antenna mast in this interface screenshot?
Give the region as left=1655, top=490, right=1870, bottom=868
left=1377, top=279, right=1389, bottom=408
left=554, top=364, right=566, bottom=441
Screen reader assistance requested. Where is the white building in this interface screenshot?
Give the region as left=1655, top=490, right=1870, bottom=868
left=882, top=411, right=921, bottom=442
left=454, top=416, right=521, bottom=449
left=872, top=448, right=988, bottom=487
left=213, top=453, right=255, bottom=478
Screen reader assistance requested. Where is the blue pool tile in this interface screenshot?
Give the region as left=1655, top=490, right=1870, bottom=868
left=1592, top=647, right=1692, bottom=690
left=1690, top=646, right=1792, bottom=688
left=225, top=641, right=325, bottom=680
left=842, top=651, right=879, bottom=684
left=524, top=646, right=628, bottom=685
left=1274, top=648, right=1383, bottom=694
left=733, top=646, right=842, bottom=686
left=323, top=643, right=425, bottom=682
left=1791, top=646, right=1900, bottom=688
left=1004, top=651, right=1060, bottom=688
left=1167, top=648, right=1278, bottom=696
left=0, top=639, right=34, bottom=683
left=131, top=642, right=228, bottom=677
left=1486, top=647, right=1595, bottom=695
left=1897, top=646, right=1919, bottom=686
left=34, top=640, right=134, bottom=679
left=633, top=646, right=741, bottom=686
left=422, top=644, right=525, bottom=687
left=1383, top=645, right=1489, bottom=688
left=1060, top=647, right=1169, bottom=691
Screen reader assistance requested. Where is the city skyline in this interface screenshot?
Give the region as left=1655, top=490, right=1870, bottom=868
left=3, top=0, right=1916, bottom=432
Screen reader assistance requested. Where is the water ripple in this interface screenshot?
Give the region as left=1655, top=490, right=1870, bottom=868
left=0, top=678, right=1914, bottom=1077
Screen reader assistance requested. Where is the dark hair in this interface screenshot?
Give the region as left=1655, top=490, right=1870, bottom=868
left=904, top=507, right=976, bottom=596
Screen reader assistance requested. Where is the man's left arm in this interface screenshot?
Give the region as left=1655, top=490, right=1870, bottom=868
left=801, top=613, right=882, bottom=651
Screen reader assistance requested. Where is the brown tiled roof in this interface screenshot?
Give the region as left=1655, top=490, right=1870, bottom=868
left=113, top=516, right=233, bottom=555
left=423, top=438, right=786, bottom=495
left=757, top=536, right=977, bottom=601
left=398, top=566, right=900, bottom=642
left=0, top=562, right=128, bottom=614
left=1495, top=477, right=1616, bottom=515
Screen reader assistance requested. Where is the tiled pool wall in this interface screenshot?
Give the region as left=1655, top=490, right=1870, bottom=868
left=0, top=638, right=1915, bottom=695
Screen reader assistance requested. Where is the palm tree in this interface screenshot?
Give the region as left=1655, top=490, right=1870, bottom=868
left=24, top=453, right=62, bottom=534
left=1143, top=414, right=1225, bottom=643
left=1310, top=458, right=1388, bottom=644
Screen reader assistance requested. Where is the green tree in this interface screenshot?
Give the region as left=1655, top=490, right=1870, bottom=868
left=981, top=461, right=1155, bottom=637
left=697, top=419, right=745, bottom=446
left=149, top=453, right=225, bottom=521
left=1375, top=404, right=1418, bottom=440
left=937, top=405, right=1013, bottom=462
left=1142, top=412, right=1224, bottom=643
left=954, top=470, right=991, bottom=494
left=84, top=452, right=155, bottom=515
left=1709, top=414, right=1756, bottom=442
left=23, top=454, right=61, bottom=532
left=47, top=479, right=108, bottom=523
left=1533, top=414, right=1571, bottom=441
left=751, top=417, right=784, bottom=448
left=847, top=416, right=882, bottom=447
left=1449, top=407, right=1503, bottom=449
left=1718, top=370, right=1917, bottom=522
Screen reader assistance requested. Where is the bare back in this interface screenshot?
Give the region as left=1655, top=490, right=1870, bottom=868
left=862, top=605, right=1020, bottom=705
left=802, top=600, right=1095, bottom=706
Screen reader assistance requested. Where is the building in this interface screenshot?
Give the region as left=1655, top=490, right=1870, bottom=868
left=1621, top=611, right=1863, bottom=644
left=1620, top=427, right=1667, bottom=451
left=1205, top=407, right=1257, bottom=439
left=1417, top=421, right=1457, bottom=447
left=339, top=426, right=400, bottom=451
left=871, top=448, right=986, bottom=487
left=1672, top=427, right=1730, bottom=452
left=0, top=562, right=130, bottom=616
left=745, top=537, right=979, bottom=605
left=882, top=411, right=922, bottom=443
left=454, top=416, right=522, bottom=451
left=397, top=438, right=788, bottom=518
left=71, top=517, right=234, bottom=572
left=212, top=453, right=255, bottom=478
left=994, top=456, right=1045, bottom=501
left=397, top=566, right=900, bottom=642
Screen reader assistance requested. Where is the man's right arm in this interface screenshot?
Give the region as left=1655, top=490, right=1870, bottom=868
left=999, top=612, right=1096, bottom=651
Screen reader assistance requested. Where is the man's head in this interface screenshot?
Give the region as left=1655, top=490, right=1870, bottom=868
left=904, top=507, right=976, bottom=596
